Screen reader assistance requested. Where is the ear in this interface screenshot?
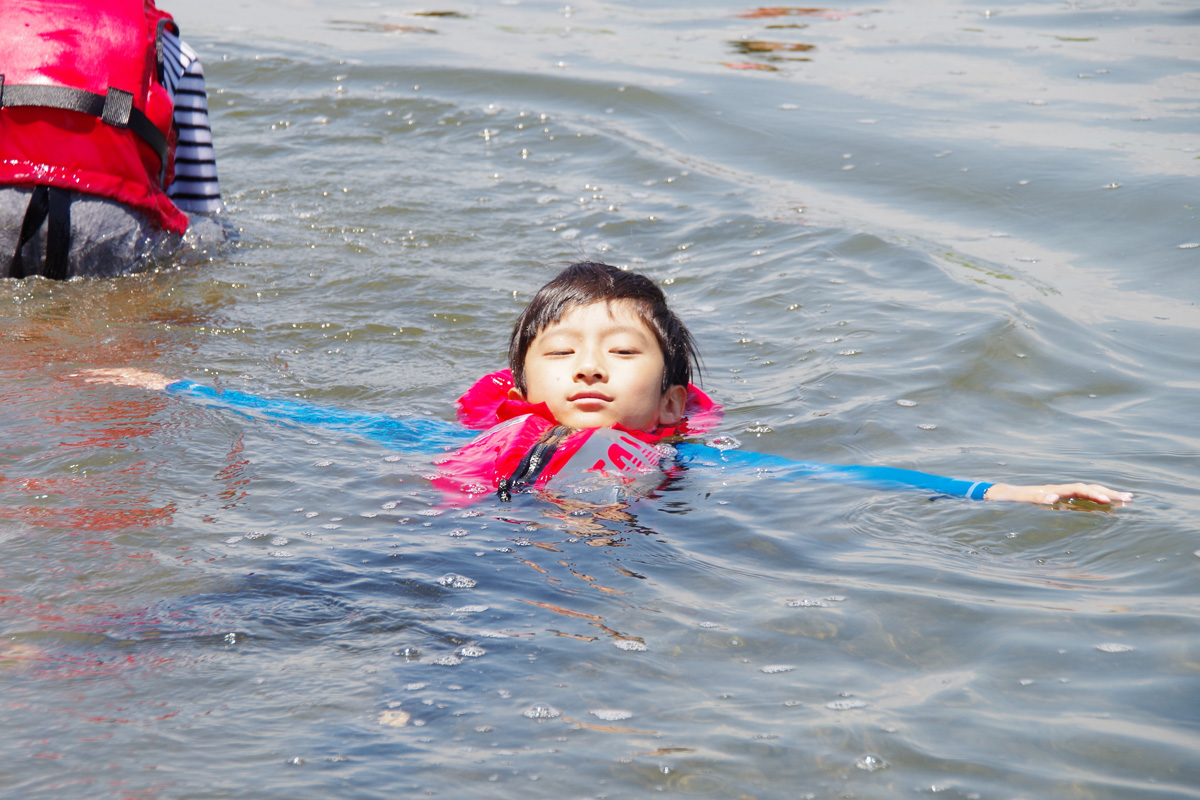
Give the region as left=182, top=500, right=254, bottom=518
left=657, top=384, right=687, bottom=426
left=506, top=387, right=527, bottom=403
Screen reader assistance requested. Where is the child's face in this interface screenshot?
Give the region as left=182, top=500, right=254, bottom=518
left=514, top=300, right=686, bottom=431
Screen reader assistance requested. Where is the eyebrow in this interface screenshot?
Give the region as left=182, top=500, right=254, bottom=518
left=539, top=322, right=653, bottom=341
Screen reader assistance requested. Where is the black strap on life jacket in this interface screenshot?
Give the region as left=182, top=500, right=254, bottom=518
left=0, top=74, right=170, bottom=181
left=497, top=425, right=573, bottom=502
left=8, top=184, right=71, bottom=281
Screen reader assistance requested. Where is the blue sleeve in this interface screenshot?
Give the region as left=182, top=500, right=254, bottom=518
left=164, top=380, right=475, bottom=452
left=673, top=442, right=992, bottom=500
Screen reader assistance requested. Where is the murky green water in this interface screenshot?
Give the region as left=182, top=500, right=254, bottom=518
left=3, top=1, right=1198, bottom=798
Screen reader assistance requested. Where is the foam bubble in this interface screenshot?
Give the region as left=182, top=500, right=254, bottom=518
left=614, top=640, right=647, bottom=651
left=707, top=434, right=742, bottom=451
left=590, top=709, right=633, bottom=721
left=826, top=699, right=867, bottom=710
left=522, top=704, right=561, bottom=719
left=760, top=664, right=795, bottom=674
left=1095, top=642, right=1134, bottom=653
left=438, top=573, right=477, bottom=589
left=455, top=605, right=490, bottom=614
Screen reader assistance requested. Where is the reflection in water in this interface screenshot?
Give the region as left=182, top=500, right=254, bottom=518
left=722, top=61, right=781, bottom=72
left=735, top=8, right=861, bottom=19
left=326, top=20, right=436, bottom=35
left=728, top=39, right=816, bottom=62
left=0, top=276, right=234, bottom=717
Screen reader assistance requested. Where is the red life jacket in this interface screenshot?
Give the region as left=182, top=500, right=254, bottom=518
left=0, top=0, right=187, bottom=234
left=431, top=370, right=723, bottom=505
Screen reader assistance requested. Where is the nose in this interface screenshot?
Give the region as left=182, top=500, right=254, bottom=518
left=574, top=349, right=607, bottom=383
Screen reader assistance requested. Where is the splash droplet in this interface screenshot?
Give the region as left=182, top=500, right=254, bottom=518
left=856, top=754, right=888, bottom=771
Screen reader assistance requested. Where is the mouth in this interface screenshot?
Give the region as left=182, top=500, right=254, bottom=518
left=567, top=391, right=613, bottom=404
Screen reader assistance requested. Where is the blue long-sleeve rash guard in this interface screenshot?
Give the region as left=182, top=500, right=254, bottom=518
left=165, top=380, right=992, bottom=501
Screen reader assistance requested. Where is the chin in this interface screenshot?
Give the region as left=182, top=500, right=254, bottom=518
left=567, top=416, right=616, bottom=430
left=561, top=413, right=622, bottom=430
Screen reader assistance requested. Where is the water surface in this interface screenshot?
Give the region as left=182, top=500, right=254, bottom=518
left=2, top=1, right=1198, bottom=798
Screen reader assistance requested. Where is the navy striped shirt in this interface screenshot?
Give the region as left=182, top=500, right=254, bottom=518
left=160, top=30, right=222, bottom=213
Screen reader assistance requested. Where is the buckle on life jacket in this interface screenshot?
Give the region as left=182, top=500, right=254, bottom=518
left=0, top=76, right=169, bottom=181
left=496, top=425, right=572, bottom=502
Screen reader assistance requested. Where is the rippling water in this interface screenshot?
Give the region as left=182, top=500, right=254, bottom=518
left=3, top=1, right=1198, bottom=798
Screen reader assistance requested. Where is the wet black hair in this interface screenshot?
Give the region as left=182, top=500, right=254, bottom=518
left=508, top=261, right=699, bottom=396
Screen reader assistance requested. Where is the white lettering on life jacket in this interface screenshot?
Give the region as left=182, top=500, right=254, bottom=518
left=543, top=428, right=664, bottom=499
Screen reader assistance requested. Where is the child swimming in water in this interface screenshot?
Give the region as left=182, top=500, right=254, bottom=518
left=81, top=261, right=1132, bottom=508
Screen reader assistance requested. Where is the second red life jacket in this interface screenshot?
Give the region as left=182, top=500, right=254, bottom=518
left=0, top=0, right=188, bottom=233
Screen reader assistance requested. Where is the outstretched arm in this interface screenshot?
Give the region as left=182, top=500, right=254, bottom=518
left=675, top=442, right=1131, bottom=507
left=674, top=442, right=993, bottom=499
left=77, top=368, right=474, bottom=453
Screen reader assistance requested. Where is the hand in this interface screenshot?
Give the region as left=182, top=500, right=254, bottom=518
left=73, top=368, right=173, bottom=392
left=984, top=482, right=1133, bottom=507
